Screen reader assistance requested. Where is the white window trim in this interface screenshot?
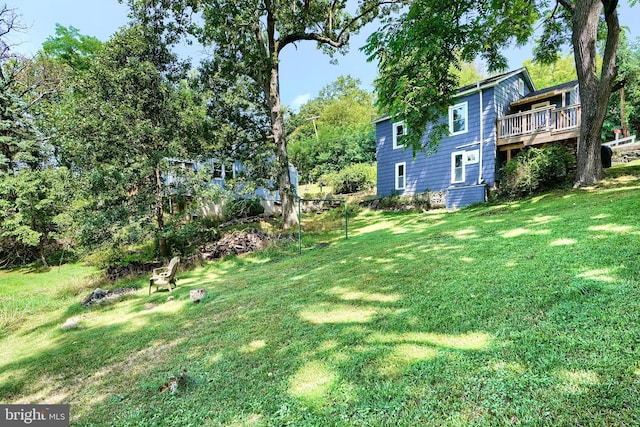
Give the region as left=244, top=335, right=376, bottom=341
left=518, top=80, right=525, bottom=97
left=448, top=102, right=468, bottom=136
left=395, top=162, right=406, bottom=190
left=451, top=151, right=465, bottom=184
left=392, top=121, right=406, bottom=149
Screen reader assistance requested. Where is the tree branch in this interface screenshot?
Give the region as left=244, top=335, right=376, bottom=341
left=600, top=0, right=620, bottom=88
left=277, top=0, right=402, bottom=54
left=557, top=0, right=575, bottom=13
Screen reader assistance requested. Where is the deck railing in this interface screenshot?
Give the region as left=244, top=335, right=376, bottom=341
left=498, top=104, right=581, bottom=140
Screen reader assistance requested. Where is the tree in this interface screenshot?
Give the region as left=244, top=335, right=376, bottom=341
left=364, top=0, right=626, bottom=186
left=603, top=34, right=640, bottom=139
left=42, top=24, right=102, bottom=72
left=523, top=53, right=578, bottom=89
left=55, top=15, right=200, bottom=256
left=287, top=75, right=376, bottom=182
left=453, top=61, right=485, bottom=87
left=189, top=0, right=398, bottom=228
left=0, top=5, right=74, bottom=267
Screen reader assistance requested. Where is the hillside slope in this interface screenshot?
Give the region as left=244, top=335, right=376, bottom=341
left=2, top=163, right=640, bottom=426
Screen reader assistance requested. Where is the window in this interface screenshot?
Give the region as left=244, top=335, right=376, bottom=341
left=212, top=162, right=223, bottom=179
left=392, top=121, right=406, bottom=149
left=465, top=150, right=479, bottom=164
left=451, top=152, right=465, bottom=183
left=395, top=162, right=406, bottom=190
left=518, top=80, right=525, bottom=96
left=449, top=102, right=468, bottom=135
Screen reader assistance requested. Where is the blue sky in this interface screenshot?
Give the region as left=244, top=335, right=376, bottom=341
left=7, top=1, right=640, bottom=111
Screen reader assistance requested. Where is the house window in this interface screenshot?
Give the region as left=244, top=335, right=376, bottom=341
left=451, top=151, right=465, bottom=183
left=465, top=150, right=479, bottom=164
left=449, top=103, right=468, bottom=135
left=395, top=162, right=406, bottom=190
left=518, top=80, right=525, bottom=97
left=392, top=121, right=406, bottom=149
left=212, top=162, right=223, bottom=179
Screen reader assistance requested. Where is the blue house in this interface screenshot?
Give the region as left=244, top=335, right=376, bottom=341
left=375, top=68, right=581, bottom=209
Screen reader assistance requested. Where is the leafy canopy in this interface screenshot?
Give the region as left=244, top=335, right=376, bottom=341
left=363, top=0, right=538, bottom=154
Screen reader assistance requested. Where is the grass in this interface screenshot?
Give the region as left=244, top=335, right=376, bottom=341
left=2, top=162, right=640, bottom=425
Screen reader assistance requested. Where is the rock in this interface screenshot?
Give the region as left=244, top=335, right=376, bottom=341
left=167, top=296, right=175, bottom=302
left=82, top=287, right=137, bottom=306
left=143, top=303, right=156, bottom=310
left=190, top=288, right=207, bottom=303
left=62, top=317, right=80, bottom=330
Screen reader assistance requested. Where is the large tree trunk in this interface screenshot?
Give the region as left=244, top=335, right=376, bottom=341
left=571, top=0, right=620, bottom=186
left=268, top=63, right=298, bottom=229
left=155, top=164, right=168, bottom=256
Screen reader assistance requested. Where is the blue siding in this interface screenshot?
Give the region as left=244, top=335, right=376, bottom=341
left=446, top=185, right=486, bottom=209
left=377, top=88, right=498, bottom=198
left=494, top=74, right=533, bottom=117
left=376, top=69, right=535, bottom=208
left=569, top=85, right=579, bottom=105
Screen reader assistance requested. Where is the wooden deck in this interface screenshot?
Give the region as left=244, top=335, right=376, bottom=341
left=497, top=104, right=581, bottom=152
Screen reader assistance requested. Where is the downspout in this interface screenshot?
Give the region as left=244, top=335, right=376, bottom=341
left=478, top=82, right=484, bottom=184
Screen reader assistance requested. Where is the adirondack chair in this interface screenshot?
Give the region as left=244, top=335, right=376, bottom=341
left=149, top=257, right=180, bottom=295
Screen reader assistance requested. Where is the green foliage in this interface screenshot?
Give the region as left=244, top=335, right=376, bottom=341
left=499, top=145, right=575, bottom=198
left=363, top=0, right=539, bottom=155
left=162, top=216, right=221, bottom=256
left=451, top=61, right=485, bottom=86
left=523, top=53, right=577, bottom=89
left=222, top=197, right=265, bottom=221
left=41, top=24, right=102, bottom=71
left=52, top=19, right=207, bottom=254
left=0, top=167, right=73, bottom=267
left=321, top=163, right=376, bottom=194
left=191, top=0, right=397, bottom=227
left=84, top=246, right=128, bottom=269
left=287, top=76, right=376, bottom=183
left=603, top=35, right=640, bottom=140
left=376, top=193, right=432, bottom=210
left=364, top=0, right=621, bottom=186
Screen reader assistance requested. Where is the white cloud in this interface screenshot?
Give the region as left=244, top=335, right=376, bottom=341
left=290, top=93, right=312, bottom=111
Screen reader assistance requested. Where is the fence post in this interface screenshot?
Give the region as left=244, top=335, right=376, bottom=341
left=344, top=200, right=348, bottom=240
left=298, top=196, right=302, bottom=254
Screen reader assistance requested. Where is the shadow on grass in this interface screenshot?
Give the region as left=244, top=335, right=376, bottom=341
left=3, top=182, right=640, bottom=425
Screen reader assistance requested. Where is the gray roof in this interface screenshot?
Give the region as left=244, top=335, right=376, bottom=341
left=521, top=80, right=578, bottom=100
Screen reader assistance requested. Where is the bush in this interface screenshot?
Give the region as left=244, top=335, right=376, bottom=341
left=162, top=216, right=221, bottom=256
left=499, top=145, right=575, bottom=198
left=84, top=246, right=127, bottom=268
left=222, top=197, right=265, bottom=220
left=322, top=163, right=376, bottom=194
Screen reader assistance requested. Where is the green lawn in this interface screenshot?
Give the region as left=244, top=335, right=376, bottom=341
left=2, top=163, right=640, bottom=425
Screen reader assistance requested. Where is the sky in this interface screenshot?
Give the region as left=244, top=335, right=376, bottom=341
left=7, top=1, right=640, bottom=111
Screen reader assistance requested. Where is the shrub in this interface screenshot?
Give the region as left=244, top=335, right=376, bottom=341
left=222, top=197, right=265, bottom=220
left=162, top=216, right=221, bottom=256
left=499, top=145, right=575, bottom=198
left=84, top=246, right=127, bottom=268
left=323, top=163, right=376, bottom=194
